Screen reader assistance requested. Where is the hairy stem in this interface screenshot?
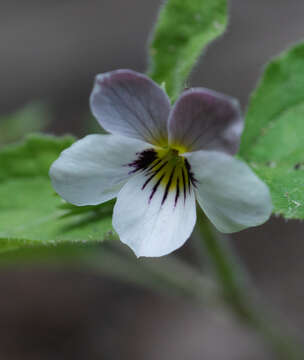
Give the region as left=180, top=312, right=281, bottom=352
left=196, top=208, right=304, bottom=360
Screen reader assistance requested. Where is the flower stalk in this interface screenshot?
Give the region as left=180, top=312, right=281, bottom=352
left=196, top=208, right=304, bottom=360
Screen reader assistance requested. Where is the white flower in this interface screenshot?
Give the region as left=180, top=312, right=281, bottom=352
left=50, top=69, right=272, bottom=257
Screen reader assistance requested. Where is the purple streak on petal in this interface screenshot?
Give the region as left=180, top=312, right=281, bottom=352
left=128, top=148, right=157, bottom=174
left=90, top=69, right=171, bottom=145
left=168, top=88, right=244, bottom=155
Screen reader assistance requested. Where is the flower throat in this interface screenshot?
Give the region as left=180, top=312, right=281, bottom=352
left=128, top=147, right=196, bottom=205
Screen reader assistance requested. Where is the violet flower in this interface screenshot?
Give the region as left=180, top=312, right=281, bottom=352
left=50, top=70, right=272, bottom=257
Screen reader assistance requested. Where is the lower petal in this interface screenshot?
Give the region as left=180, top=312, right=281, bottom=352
left=50, top=134, right=149, bottom=206
left=186, top=151, right=272, bottom=233
left=113, top=172, right=197, bottom=257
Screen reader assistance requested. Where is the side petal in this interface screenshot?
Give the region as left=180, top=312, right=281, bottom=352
left=168, top=88, right=243, bottom=155
left=49, top=134, right=149, bottom=206
left=113, top=173, right=197, bottom=257
left=90, top=69, right=171, bottom=146
left=186, top=151, right=272, bottom=233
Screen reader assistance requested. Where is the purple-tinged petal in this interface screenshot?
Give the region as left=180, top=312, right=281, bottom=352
left=90, top=69, right=171, bottom=146
left=168, top=88, right=243, bottom=154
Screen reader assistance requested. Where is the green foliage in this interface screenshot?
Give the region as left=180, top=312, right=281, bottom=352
left=0, top=135, right=114, bottom=252
left=240, top=43, right=304, bottom=219
left=0, top=242, right=96, bottom=263
left=148, top=0, right=227, bottom=101
left=0, top=103, right=49, bottom=145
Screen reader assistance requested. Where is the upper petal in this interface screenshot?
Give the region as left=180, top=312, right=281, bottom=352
left=168, top=88, right=243, bottom=155
left=49, top=134, right=149, bottom=206
left=113, top=171, right=197, bottom=257
left=90, top=69, right=171, bottom=146
left=186, top=150, right=272, bottom=233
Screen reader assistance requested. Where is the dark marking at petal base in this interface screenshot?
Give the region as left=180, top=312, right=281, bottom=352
left=145, top=159, right=167, bottom=177
left=128, top=148, right=157, bottom=174
left=146, top=158, right=162, bottom=172
left=175, top=177, right=180, bottom=207
left=131, top=148, right=197, bottom=207
left=149, top=173, right=165, bottom=203
left=185, top=159, right=197, bottom=189
left=181, top=167, right=187, bottom=202
left=142, top=161, right=168, bottom=190
left=161, top=167, right=176, bottom=205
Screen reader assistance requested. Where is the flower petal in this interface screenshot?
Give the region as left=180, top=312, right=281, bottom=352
left=168, top=88, right=243, bottom=154
left=186, top=151, right=272, bottom=233
left=90, top=69, right=171, bottom=146
left=113, top=172, right=197, bottom=257
left=50, top=134, right=149, bottom=206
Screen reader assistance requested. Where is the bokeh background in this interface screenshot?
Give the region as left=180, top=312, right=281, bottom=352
left=0, top=0, right=304, bottom=359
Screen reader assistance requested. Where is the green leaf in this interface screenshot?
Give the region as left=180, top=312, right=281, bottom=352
left=239, top=43, right=304, bottom=219
left=148, top=0, right=227, bottom=101
left=0, top=103, right=49, bottom=145
left=249, top=162, right=304, bottom=219
left=0, top=134, right=114, bottom=250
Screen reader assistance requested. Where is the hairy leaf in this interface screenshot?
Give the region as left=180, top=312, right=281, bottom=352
left=240, top=43, right=304, bottom=219
left=148, top=0, right=227, bottom=100
left=0, top=135, right=114, bottom=250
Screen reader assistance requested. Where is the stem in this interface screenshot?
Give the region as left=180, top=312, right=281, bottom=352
left=2, top=233, right=303, bottom=358
left=196, top=208, right=304, bottom=360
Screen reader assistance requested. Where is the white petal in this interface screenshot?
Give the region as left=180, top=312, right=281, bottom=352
left=90, top=69, right=171, bottom=146
left=186, top=151, right=272, bottom=233
left=113, top=173, right=197, bottom=257
left=50, top=134, right=149, bottom=206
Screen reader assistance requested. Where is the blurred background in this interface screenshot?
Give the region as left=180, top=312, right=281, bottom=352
left=0, top=0, right=304, bottom=359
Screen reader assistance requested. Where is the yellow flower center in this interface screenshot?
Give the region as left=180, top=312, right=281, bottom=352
left=152, top=147, right=189, bottom=192
left=128, top=146, right=196, bottom=205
